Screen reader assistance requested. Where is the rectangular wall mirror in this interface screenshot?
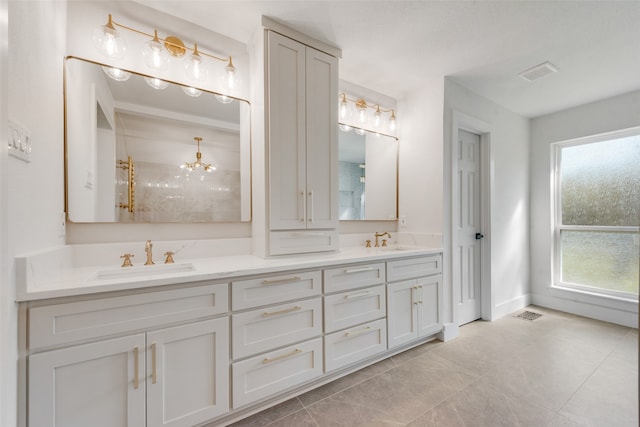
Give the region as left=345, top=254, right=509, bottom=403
left=65, top=57, right=251, bottom=223
left=338, top=127, right=398, bottom=220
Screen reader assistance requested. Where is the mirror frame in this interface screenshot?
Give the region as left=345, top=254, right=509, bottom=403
left=64, top=56, right=252, bottom=223
left=338, top=123, right=399, bottom=221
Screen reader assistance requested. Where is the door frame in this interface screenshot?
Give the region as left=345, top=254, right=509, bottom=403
left=449, top=111, right=494, bottom=324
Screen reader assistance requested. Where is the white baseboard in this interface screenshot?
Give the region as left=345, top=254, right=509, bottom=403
left=532, top=292, right=638, bottom=328
left=437, top=323, right=459, bottom=341
left=493, top=293, right=532, bottom=320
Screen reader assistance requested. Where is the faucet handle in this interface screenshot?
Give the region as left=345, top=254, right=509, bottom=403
left=381, top=239, right=388, bottom=247
left=164, top=251, right=175, bottom=264
left=120, top=253, right=134, bottom=267
left=365, top=240, right=372, bottom=248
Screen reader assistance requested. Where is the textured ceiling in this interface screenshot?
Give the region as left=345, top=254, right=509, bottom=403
left=135, top=0, right=640, bottom=118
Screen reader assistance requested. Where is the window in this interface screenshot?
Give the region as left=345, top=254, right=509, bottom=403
left=553, top=129, right=640, bottom=298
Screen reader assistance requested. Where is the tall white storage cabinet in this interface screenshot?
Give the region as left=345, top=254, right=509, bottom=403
left=266, top=30, right=339, bottom=255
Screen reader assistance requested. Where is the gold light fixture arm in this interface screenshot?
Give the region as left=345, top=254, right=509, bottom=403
left=339, top=92, right=396, bottom=115
left=105, top=14, right=231, bottom=64
left=117, top=156, right=135, bottom=213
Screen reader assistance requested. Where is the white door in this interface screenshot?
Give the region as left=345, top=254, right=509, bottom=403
left=146, top=318, right=229, bottom=427
left=457, top=129, right=482, bottom=325
left=29, top=334, right=146, bottom=427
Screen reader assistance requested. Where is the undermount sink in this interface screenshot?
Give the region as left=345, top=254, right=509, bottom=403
left=91, top=263, right=195, bottom=281
left=377, top=245, right=419, bottom=252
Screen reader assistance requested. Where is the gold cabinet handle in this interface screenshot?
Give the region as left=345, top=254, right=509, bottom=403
left=262, top=305, right=302, bottom=317
left=412, top=286, right=419, bottom=305
left=344, top=266, right=374, bottom=274
left=344, top=290, right=371, bottom=300
left=133, top=346, right=139, bottom=390
left=307, top=190, right=314, bottom=222
left=261, top=276, right=302, bottom=286
left=262, top=348, right=302, bottom=364
left=345, top=326, right=372, bottom=337
left=151, top=343, right=157, bottom=384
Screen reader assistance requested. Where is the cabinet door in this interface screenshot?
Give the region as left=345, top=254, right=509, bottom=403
left=29, top=334, right=146, bottom=427
left=305, top=46, right=338, bottom=229
left=146, top=317, right=229, bottom=427
left=386, top=280, right=419, bottom=349
left=416, top=275, right=443, bottom=338
left=267, top=31, right=307, bottom=230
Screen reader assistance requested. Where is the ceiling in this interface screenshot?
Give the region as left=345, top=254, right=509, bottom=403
left=135, top=1, right=640, bottom=118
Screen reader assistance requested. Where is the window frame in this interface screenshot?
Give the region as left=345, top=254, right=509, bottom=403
left=551, top=127, right=640, bottom=301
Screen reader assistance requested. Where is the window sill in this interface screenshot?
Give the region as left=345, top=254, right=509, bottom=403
left=550, top=284, right=638, bottom=313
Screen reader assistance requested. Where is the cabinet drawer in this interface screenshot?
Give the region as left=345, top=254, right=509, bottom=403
left=29, top=283, right=229, bottom=351
left=232, top=338, right=323, bottom=408
left=324, top=285, right=386, bottom=333
left=269, top=230, right=339, bottom=256
left=324, top=319, right=387, bottom=372
left=232, top=297, right=322, bottom=359
left=323, top=262, right=385, bottom=293
left=232, top=271, right=321, bottom=310
left=387, top=255, right=442, bottom=282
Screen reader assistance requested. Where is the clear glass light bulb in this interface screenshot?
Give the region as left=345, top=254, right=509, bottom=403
left=185, top=44, right=208, bottom=83
left=215, top=94, right=233, bottom=104
left=144, top=77, right=168, bottom=90
left=93, top=15, right=126, bottom=59
left=183, top=86, right=202, bottom=97
left=226, top=58, right=236, bottom=90
left=358, top=107, right=367, bottom=125
left=339, top=98, right=348, bottom=120
left=389, top=113, right=397, bottom=132
left=374, top=108, right=382, bottom=128
left=339, top=124, right=352, bottom=132
left=101, top=66, right=131, bottom=81
left=142, top=30, right=169, bottom=72
left=355, top=128, right=366, bottom=136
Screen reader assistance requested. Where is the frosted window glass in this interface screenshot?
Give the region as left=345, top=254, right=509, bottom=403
left=561, top=136, right=640, bottom=226
left=561, top=231, right=639, bottom=294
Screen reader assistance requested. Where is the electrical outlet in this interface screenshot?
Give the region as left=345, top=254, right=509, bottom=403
left=8, top=120, right=32, bottom=163
left=399, top=216, right=408, bottom=227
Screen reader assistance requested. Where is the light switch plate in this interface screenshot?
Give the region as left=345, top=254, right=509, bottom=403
left=8, top=120, right=32, bottom=163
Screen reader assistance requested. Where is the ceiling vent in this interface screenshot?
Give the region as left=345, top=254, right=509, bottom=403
left=518, top=61, right=558, bottom=82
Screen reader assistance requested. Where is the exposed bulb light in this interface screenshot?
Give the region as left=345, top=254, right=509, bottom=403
left=215, top=94, right=234, bottom=104
left=142, top=30, right=170, bottom=72
left=338, top=93, right=398, bottom=135
left=388, top=110, right=397, bottom=132
left=183, top=86, right=202, bottom=97
left=93, top=14, right=127, bottom=59
left=102, top=66, right=131, bottom=81
left=184, top=43, right=208, bottom=83
left=339, top=93, right=348, bottom=120
left=354, top=128, right=366, bottom=136
left=180, top=137, right=215, bottom=173
left=225, top=57, right=236, bottom=89
left=144, top=77, right=169, bottom=90
left=373, top=106, right=382, bottom=128
left=339, top=123, right=352, bottom=132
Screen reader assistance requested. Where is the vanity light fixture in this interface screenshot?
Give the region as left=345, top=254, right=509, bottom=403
left=101, top=66, right=131, bottom=81
left=182, top=86, right=202, bottom=97
left=144, top=76, right=169, bottom=90
left=180, top=137, right=216, bottom=172
left=338, top=93, right=397, bottom=133
left=94, top=14, right=237, bottom=91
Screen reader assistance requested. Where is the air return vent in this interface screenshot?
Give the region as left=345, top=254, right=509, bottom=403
left=515, top=310, right=543, bottom=321
left=518, top=61, right=558, bottom=82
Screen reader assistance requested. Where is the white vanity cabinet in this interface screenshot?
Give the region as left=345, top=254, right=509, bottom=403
left=266, top=30, right=339, bottom=255
left=387, top=255, right=444, bottom=349
left=26, top=284, right=230, bottom=427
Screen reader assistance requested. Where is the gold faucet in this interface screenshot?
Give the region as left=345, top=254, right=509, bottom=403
left=144, top=240, right=155, bottom=265
left=374, top=232, right=391, bottom=247
left=164, top=251, right=175, bottom=264
left=120, top=253, right=134, bottom=267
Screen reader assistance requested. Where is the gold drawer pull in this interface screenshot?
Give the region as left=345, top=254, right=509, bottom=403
left=344, top=290, right=371, bottom=300
left=262, top=276, right=302, bottom=286
left=262, top=305, right=302, bottom=317
left=344, top=266, right=375, bottom=274
left=133, top=347, right=139, bottom=390
left=262, top=348, right=302, bottom=364
left=345, top=326, right=372, bottom=337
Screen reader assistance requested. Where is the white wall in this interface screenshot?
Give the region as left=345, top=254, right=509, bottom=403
left=530, top=89, right=640, bottom=327
left=6, top=2, right=67, bottom=425
left=443, top=78, right=531, bottom=324
left=0, top=0, right=8, bottom=423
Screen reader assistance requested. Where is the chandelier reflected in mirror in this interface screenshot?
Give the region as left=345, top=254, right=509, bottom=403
left=180, top=137, right=215, bottom=173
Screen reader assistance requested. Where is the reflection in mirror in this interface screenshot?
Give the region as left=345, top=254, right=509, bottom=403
left=65, top=57, right=251, bottom=223
left=338, top=126, right=398, bottom=220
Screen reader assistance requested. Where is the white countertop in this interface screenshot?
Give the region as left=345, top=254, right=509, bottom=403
left=16, top=245, right=442, bottom=302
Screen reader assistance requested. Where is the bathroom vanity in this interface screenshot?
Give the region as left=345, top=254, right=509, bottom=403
left=19, top=247, right=442, bottom=427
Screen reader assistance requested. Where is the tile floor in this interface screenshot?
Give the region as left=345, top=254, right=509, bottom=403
left=227, top=306, right=638, bottom=427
